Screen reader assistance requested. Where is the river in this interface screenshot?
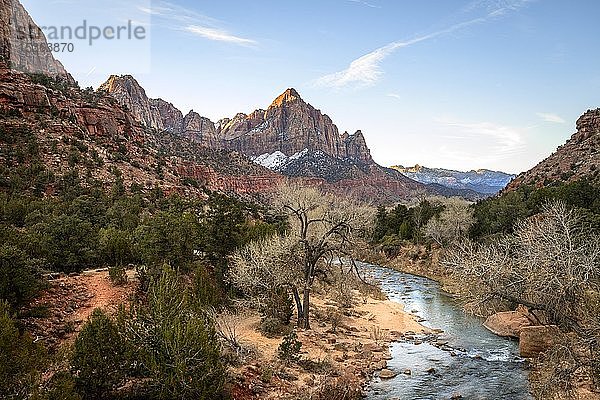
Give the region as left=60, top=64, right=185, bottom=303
left=360, top=262, right=532, bottom=400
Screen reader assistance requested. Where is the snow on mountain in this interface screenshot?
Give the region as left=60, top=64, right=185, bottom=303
left=391, top=165, right=515, bottom=195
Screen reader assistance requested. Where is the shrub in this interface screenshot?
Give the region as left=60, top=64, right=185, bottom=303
left=0, top=244, right=42, bottom=308
left=71, top=309, right=128, bottom=398
left=126, top=268, right=226, bottom=399
left=98, top=227, right=132, bottom=268
left=0, top=301, right=46, bottom=398
left=35, top=214, right=97, bottom=272
left=312, top=376, right=362, bottom=400
left=192, top=264, right=223, bottom=308
left=134, top=211, right=199, bottom=270
left=326, top=309, right=343, bottom=334
left=260, top=288, right=293, bottom=325
left=278, top=331, right=302, bottom=363
left=108, top=266, right=128, bottom=286
left=260, top=317, right=289, bottom=338
left=38, top=371, right=82, bottom=400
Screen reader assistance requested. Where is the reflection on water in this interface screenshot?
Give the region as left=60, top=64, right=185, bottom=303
left=362, top=263, right=532, bottom=400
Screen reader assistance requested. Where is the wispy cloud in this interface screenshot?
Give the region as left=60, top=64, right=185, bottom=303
left=435, top=116, right=527, bottom=164
left=185, top=25, right=257, bottom=46
left=536, top=112, right=565, bottom=124
left=139, top=1, right=257, bottom=46
left=348, top=0, right=381, bottom=9
left=316, top=0, right=532, bottom=88
left=387, top=93, right=401, bottom=100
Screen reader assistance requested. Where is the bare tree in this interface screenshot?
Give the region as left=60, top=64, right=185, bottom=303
left=230, top=185, right=373, bottom=329
left=444, top=201, right=600, bottom=397
left=424, top=197, right=474, bottom=246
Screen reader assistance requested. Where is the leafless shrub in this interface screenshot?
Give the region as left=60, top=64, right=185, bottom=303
left=309, top=375, right=363, bottom=400
left=207, top=308, right=254, bottom=362
left=425, top=197, right=475, bottom=246
left=369, top=325, right=386, bottom=346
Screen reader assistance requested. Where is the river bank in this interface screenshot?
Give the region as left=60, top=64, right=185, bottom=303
left=231, top=285, right=431, bottom=399
left=382, top=247, right=600, bottom=400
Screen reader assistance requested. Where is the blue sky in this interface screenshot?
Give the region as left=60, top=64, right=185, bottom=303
left=21, top=0, right=600, bottom=173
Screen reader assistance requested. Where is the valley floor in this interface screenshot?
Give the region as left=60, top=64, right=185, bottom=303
left=25, top=269, right=429, bottom=399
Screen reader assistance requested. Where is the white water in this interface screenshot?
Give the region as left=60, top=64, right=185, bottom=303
left=361, top=263, right=532, bottom=400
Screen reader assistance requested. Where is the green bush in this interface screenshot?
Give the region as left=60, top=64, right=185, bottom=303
left=127, top=268, right=226, bottom=399
left=71, top=309, right=128, bottom=399
left=0, top=301, right=46, bottom=398
left=35, top=214, right=97, bottom=272
left=260, top=317, right=289, bottom=338
left=278, top=330, right=302, bottom=363
left=0, top=244, right=42, bottom=308
left=191, top=264, right=223, bottom=308
left=134, top=211, right=199, bottom=270
left=37, top=371, right=82, bottom=400
left=108, top=266, right=128, bottom=286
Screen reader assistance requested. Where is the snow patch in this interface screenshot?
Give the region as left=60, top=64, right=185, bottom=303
left=252, top=148, right=312, bottom=172
left=252, top=151, right=289, bottom=170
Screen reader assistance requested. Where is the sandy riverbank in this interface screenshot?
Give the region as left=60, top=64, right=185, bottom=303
left=230, top=290, right=429, bottom=399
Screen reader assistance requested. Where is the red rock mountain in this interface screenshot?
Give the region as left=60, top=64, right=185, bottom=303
left=99, top=77, right=373, bottom=164
left=218, top=88, right=373, bottom=164
left=97, top=75, right=441, bottom=201
left=505, top=109, right=600, bottom=191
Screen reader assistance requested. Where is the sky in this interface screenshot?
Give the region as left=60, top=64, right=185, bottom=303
left=19, top=0, right=600, bottom=174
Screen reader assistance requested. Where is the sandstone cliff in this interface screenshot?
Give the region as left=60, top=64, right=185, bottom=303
left=505, top=109, right=600, bottom=191
left=97, top=76, right=438, bottom=201
left=0, top=0, right=74, bottom=82
left=0, top=67, right=283, bottom=198
left=219, top=88, right=373, bottom=164
left=98, top=75, right=221, bottom=148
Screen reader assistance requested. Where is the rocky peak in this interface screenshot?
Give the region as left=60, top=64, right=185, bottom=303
left=98, top=74, right=163, bottom=129
left=574, top=108, right=600, bottom=142
left=270, top=88, right=302, bottom=108
left=0, top=0, right=74, bottom=83
left=182, top=111, right=219, bottom=147
left=341, top=130, right=373, bottom=164
left=152, top=98, right=184, bottom=134
left=220, top=88, right=374, bottom=164
left=98, top=74, right=219, bottom=147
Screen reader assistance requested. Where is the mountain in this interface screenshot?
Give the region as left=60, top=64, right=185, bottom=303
left=392, top=165, right=515, bottom=195
left=505, top=109, right=600, bottom=191
left=0, top=4, right=284, bottom=200
left=218, top=88, right=373, bottom=164
left=0, top=0, right=74, bottom=83
left=99, top=75, right=437, bottom=201
left=99, top=79, right=373, bottom=165
left=0, top=0, right=477, bottom=205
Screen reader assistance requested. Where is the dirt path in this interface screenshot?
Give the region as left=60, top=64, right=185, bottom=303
left=23, top=269, right=137, bottom=350
left=69, top=269, right=136, bottom=324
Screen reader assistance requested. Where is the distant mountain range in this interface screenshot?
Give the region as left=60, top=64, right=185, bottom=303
left=391, top=165, right=516, bottom=195
left=100, top=75, right=489, bottom=201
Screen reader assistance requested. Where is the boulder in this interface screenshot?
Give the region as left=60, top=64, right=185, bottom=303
left=519, top=325, right=561, bottom=358
left=484, top=305, right=536, bottom=338
left=379, top=369, right=398, bottom=379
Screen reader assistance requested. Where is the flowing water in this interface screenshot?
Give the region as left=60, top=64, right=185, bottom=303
left=361, top=263, right=532, bottom=400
